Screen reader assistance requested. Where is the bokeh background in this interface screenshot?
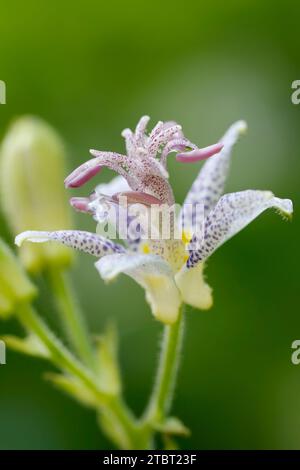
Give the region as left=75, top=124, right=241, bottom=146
left=0, top=0, right=299, bottom=449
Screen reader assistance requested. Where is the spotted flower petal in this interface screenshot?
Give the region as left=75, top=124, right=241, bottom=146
left=180, top=121, right=247, bottom=233
left=15, top=230, right=126, bottom=257
left=14, top=116, right=293, bottom=325
left=187, top=190, right=293, bottom=268
left=96, top=253, right=182, bottom=324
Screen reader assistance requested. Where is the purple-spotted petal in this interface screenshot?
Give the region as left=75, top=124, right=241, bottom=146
left=180, top=120, right=247, bottom=231
left=15, top=230, right=126, bottom=258
left=186, top=190, right=293, bottom=267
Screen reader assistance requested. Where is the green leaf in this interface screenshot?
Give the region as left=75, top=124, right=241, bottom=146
left=2, top=333, right=50, bottom=358
left=0, top=293, right=13, bottom=318
left=154, top=416, right=191, bottom=437
left=45, top=372, right=99, bottom=408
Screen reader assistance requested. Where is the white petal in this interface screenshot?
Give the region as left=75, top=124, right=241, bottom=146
left=187, top=190, right=293, bottom=267
left=175, top=262, right=213, bottom=310
left=180, top=120, right=247, bottom=232
left=15, top=230, right=126, bottom=257
left=96, top=253, right=182, bottom=324
left=94, top=175, right=130, bottom=197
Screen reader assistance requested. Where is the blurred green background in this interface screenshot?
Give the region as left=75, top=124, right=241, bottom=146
left=0, top=0, right=299, bottom=449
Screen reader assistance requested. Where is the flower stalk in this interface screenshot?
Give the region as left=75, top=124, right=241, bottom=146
left=15, top=303, right=102, bottom=397
left=46, top=267, right=95, bottom=369
left=145, top=305, right=185, bottom=424
left=14, top=302, right=145, bottom=449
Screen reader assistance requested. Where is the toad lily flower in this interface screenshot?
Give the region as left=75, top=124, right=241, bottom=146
left=15, top=117, right=293, bottom=324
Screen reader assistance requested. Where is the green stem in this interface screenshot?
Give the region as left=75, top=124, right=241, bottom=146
left=15, top=303, right=141, bottom=449
left=16, top=303, right=103, bottom=398
left=15, top=301, right=185, bottom=449
left=47, top=268, right=95, bottom=369
left=145, top=305, right=185, bottom=424
left=101, top=398, right=152, bottom=449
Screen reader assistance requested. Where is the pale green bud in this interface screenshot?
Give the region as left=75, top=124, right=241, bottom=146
left=0, top=116, right=73, bottom=272
left=0, top=238, right=36, bottom=317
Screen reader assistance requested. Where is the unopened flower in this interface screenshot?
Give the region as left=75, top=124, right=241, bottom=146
left=16, top=117, right=293, bottom=324
left=0, top=238, right=36, bottom=318
left=0, top=116, right=73, bottom=273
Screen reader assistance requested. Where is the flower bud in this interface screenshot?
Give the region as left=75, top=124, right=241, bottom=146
left=0, top=238, right=36, bottom=317
left=0, top=116, right=73, bottom=272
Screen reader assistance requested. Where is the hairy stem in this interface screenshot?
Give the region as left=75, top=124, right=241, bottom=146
left=16, top=303, right=104, bottom=398
left=145, top=305, right=185, bottom=425
left=47, top=268, right=95, bottom=369
left=15, top=303, right=140, bottom=448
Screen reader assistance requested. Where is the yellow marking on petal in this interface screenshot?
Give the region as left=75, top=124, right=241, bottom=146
left=181, top=230, right=192, bottom=245
left=141, top=243, right=150, bottom=254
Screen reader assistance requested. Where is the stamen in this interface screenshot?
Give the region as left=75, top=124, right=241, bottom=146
left=176, top=142, right=224, bottom=163
left=121, top=128, right=135, bottom=156
left=112, top=191, right=162, bottom=206
left=148, top=124, right=182, bottom=157
left=69, top=197, right=93, bottom=213
left=64, top=160, right=102, bottom=188
left=134, top=115, right=150, bottom=144
left=160, top=138, right=197, bottom=166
